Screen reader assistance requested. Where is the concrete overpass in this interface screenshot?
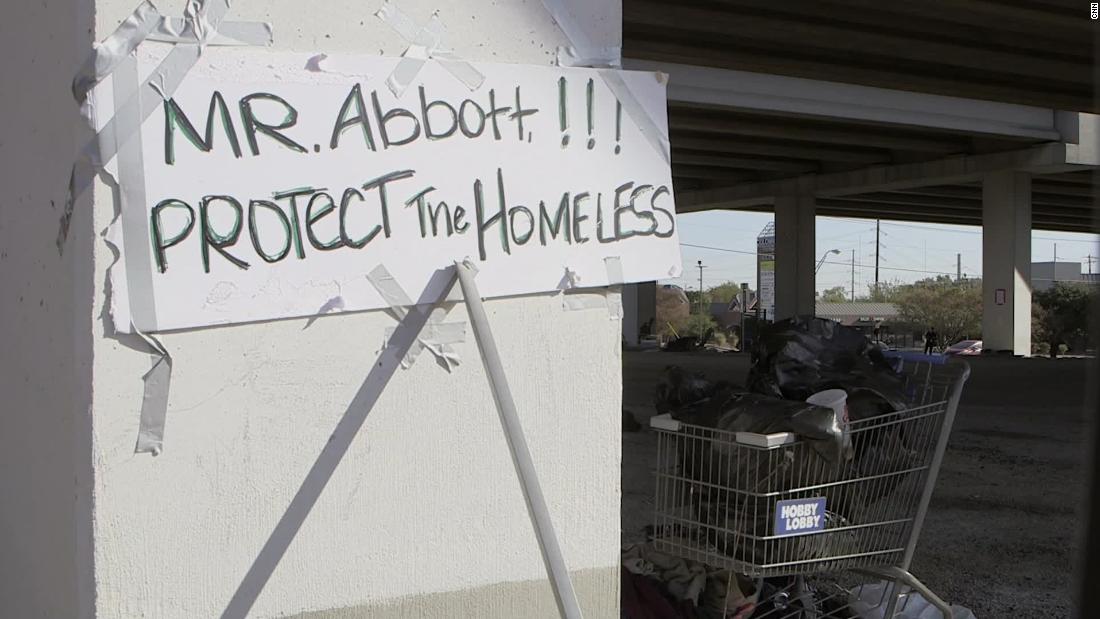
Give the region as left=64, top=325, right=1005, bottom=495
left=624, top=0, right=1099, bottom=355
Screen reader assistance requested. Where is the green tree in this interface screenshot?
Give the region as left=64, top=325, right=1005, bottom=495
left=863, top=280, right=905, bottom=302
left=895, top=277, right=982, bottom=349
left=1033, top=283, right=1092, bottom=357
left=707, top=281, right=752, bottom=305
left=817, top=286, right=848, bottom=303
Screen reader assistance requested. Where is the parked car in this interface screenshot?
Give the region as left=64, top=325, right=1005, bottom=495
left=944, top=339, right=982, bottom=356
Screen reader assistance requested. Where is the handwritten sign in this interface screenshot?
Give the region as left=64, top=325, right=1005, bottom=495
left=98, top=49, right=681, bottom=332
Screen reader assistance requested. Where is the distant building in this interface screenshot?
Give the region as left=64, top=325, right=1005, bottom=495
left=1032, top=261, right=1100, bottom=292
left=815, top=302, right=900, bottom=328
left=707, top=292, right=758, bottom=330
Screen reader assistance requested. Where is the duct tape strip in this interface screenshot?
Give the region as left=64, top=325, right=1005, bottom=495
left=151, top=16, right=272, bottom=46
left=555, top=45, right=622, bottom=69
left=562, top=291, right=607, bottom=312
left=59, top=0, right=241, bottom=254
left=71, top=0, right=162, bottom=103
left=133, top=330, right=172, bottom=455
left=375, top=0, right=484, bottom=97
left=604, top=256, right=624, bottom=320
left=539, top=1, right=669, bottom=165
left=367, top=265, right=466, bottom=371
left=597, top=69, right=669, bottom=165
left=539, top=0, right=620, bottom=67
left=112, top=55, right=173, bottom=455
left=113, top=55, right=158, bottom=331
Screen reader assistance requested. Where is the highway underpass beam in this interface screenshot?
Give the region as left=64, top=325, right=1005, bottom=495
left=775, top=193, right=816, bottom=320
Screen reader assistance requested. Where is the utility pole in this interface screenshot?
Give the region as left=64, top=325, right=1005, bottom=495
left=696, top=260, right=705, bottom=314
left=850, top=249, right=856, bottom=302
left=874, top=219, right=881, bottom=295
left=1089, top=255, right=1093, bottom=276
left=1054, top=243, right=1058, bottom=283
left=956, top=253, right=961, bottom=281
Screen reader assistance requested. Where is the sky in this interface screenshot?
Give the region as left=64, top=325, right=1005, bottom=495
left=671, top=210, right=1100, bottom=300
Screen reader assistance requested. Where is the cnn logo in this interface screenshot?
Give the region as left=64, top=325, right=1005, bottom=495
left=1093, top=2, right=1098, bottom=19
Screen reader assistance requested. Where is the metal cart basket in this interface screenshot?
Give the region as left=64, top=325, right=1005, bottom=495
left=649, top=359, right=970, bottom=616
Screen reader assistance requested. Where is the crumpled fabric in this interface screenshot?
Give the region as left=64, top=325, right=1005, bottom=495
left=623, top=543, right=709, bottom=605
left=622, top=543, right=759, bottom=619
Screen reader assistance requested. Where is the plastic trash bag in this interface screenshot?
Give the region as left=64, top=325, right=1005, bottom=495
left=654, top=365, right=735, bottom=414
left=748, top=316, right=909, bottom=414
left=849, top=582, right=977, bottom=619
left=667, top=390, right=856, bottom=564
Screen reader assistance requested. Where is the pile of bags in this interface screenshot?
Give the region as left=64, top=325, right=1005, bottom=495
left=654, top=317, right=919, bottom=563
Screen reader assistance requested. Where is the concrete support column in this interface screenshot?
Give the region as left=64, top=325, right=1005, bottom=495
left=982, top=170, right=1032, bottom=355
left=621, top=283, right=639, bottom=346
left=774, top=194, right=816, bottom=320
left=621, top=282, right=657, bottom=346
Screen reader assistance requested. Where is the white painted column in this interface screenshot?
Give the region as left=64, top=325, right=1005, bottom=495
left=982, top=170, right=1032, bottom=355
left=774, top=194, right=816, bottom=320
left=75, top=2, right=625, bottom=619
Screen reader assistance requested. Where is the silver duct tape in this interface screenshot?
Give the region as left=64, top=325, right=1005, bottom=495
left=556, top=45, right=621, bottom=69
left=71, top=0, right=162, bottom=103
left=376, top=1, right=483, bottom=97
left=606, top=286, right=623, bottom=320
left=59, top=0, right=239, bottom=253
left=367, top=265, right=465, bottom=371
left=151, top=17, right=272, bottom=46
left=538, top=1, right=667, bottom=165
left=562, top=291, right=608, bottom=312
left=367, top=264, right=414, bottom=318
left=376, top=0, right=421, bottom=41
left=433, top=51, right=485, bottom=91
left=604, top=256, right=624, bottom=285
left=114, top=55, right=159, bottom=332
left=597, top=69, right=670, bottom=165
left=133, top=330, right=172, bottom=455
left=384, top=321, right=467, bottom=370
left=539, top=0, right=619, bottom=68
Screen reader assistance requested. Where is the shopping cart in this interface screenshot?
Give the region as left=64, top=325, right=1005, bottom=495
left=649, top=359, right=970, bottom=618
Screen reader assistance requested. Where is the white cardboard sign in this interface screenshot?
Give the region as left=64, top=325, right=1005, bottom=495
left=97, top=49, right=681, bottom=332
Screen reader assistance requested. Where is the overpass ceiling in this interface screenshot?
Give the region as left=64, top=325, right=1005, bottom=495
left=667, top=103, right=1048, bottom=190
left=624, top=0, right=1099, bottom=234
left=624, top=0, right=1097, bottom=112
left=727, top=171, right=1098, bottom=234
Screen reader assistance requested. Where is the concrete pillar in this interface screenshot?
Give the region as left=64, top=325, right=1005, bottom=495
left=982, top=170, right=1032, bottom=355
left=774, top=194, right=816, bottom=320
left=620, top=282, right=656, bottom=346
left=2, top=1, right=625, bottom=618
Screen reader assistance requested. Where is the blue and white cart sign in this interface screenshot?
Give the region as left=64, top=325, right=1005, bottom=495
left=774, top=497, right=827, bottom=536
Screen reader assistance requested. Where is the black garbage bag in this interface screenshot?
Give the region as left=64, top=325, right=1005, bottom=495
left=747, top=317, right=922, bottom=518
left=673, top=392, right=846, bottom=465
left=654, top=365, right=736, bottom=414
left=668, top=390, right=857, bottom=565
left=747, top=316, right=908, bottom=413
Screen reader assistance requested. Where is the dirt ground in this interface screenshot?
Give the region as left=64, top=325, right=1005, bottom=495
left=621, top=351, right=1092, bottom=618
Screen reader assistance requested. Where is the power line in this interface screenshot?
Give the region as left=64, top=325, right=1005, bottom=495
left=681, top=243, right=958, bottom=276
